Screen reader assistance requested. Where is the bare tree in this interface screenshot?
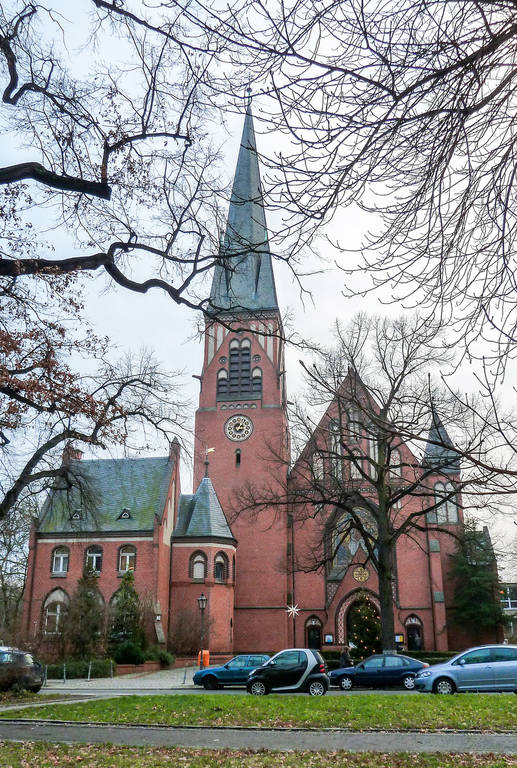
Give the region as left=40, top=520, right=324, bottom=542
left=158, top=0, right=517, bottom=368
left=0, top=347, right=188, bottom=521
left=0, top=1, right=232, bottom=315
left=237, top=314, right=516, bottom=649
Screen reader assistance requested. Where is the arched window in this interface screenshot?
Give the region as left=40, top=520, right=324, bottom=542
left=118, top=545, right=136, bottom=572
left=312, top=452, right=324, bottom=480
left=217, top=369, right=228, bottom=396
left=228, top=338, right=252, bottom=397
left=347, top=406, right=362, bottom=443
left=251, top=367, right=262, bottom=395
left=214, top=552, right=229, bottom=583
left=365, top=426, right=378, bottom=479
left=189, top=551, right=207, bottom=581
left=429, top=482, right=459, bottom=524
left=350, top=450, right=362, bottom=479
left=52, top=547, right=69, bottom=575
left=390, top=449, right=402, bottom=478
left=85, top=545, right=103, bottom=573
left=329, top=419, right=343, bottom=479
left=43, top=589, right=69, bottom=635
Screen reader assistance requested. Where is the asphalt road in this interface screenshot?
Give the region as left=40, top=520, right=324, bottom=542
left=0, top=720, right=516, bottom=753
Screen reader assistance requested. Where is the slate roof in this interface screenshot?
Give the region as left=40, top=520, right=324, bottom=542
left=173, top=477, right=234, bottom=541
left=38, top=456, right=173, bottom=534
left=422, top=410, right=461, bottom=474
left=210, top=101, right=279, bottom=313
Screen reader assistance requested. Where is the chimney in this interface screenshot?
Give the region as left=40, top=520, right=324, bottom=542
left=62, top=442, right=83, bottom=465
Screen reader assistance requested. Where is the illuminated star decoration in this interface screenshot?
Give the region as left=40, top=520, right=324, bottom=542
left=286, top=604, right=300, bottom=618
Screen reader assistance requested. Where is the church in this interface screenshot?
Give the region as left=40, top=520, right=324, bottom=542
left=22, top=103, right=498, bottom=656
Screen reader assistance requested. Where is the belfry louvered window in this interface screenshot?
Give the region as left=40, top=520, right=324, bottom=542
left=228, top=339, right=251, bottom=396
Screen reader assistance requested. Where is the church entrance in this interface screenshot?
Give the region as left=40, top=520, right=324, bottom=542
left=405, top=616, right=423, bottom=651
left=346, top=594, right=382, bottom=657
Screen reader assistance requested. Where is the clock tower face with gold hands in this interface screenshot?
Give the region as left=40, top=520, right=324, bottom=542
left=224, top=414, right=254, bottom=441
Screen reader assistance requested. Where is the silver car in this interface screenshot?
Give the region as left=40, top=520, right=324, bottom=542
left=414, top=644, right=517, bottom=694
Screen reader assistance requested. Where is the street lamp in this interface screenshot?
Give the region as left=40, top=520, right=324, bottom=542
left=197, top=592, right=208, bottom=669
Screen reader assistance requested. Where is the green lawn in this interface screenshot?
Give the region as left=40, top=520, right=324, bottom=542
left=2, top=693, right=517, bottom=731
left=0, top=743, right=514, bottom=768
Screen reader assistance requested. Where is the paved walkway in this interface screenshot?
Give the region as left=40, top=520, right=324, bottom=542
left=0, top=720, right=516, bottom=753
left=43, top=665, right=198, bottom=691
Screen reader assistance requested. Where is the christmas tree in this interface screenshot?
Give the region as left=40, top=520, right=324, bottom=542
left=347, top=592, right=382, bottom=659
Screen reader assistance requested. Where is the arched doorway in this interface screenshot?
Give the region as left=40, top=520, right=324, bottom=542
left=405, top=615, right=423, bottom=651
left=305, top=616, right=322, bottom=649
left=346, top=594, right=382, bottom=657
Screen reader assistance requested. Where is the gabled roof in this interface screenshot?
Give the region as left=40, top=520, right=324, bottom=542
left=173, top=477, right=234, bottom=541
left=422, top=409, right=461, bottom=474
left=38, top=456, right=174, bottom=534
left=209, top=101, right=278, bottom=314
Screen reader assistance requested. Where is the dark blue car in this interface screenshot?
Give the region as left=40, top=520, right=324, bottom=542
left=329, top=653, right=429, bottom=690
left=193, top=654, right=270, bottom=689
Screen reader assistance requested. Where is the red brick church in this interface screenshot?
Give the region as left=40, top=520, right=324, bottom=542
left=22, top=104, right=497, bottom=656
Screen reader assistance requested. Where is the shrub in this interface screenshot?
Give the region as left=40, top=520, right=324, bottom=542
left=113, top=641, right=145, bottom=665
left=45, top=658, right=113, bottom=679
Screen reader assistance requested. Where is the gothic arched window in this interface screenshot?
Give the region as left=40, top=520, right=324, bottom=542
left=190, top=551, right=207, bottom=581
left=217, top=369, right=228, bottom=396
left=329, top=419, right=343, bottom=480
left=43, top=589, right=69, bottom=635
left=214, top=552, right=229, bottom=582
left=429, top=481, right=459, bottom=524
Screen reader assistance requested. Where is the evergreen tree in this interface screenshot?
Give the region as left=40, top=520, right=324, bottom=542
left=449, top=521, right=507, bottom=640
left=65, top=567, right=105, bottom=659
left=108, top=571, right=144, bottom=650
left=347, top=593, right=382, bottom=659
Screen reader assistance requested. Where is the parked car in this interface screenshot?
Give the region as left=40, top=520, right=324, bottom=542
left=329, top=653, right=429, bottom=691
left=414, top=644, right=517, bottom=694
left=0, top=647, right=44, bottom=693
left=193, top=653, right=270, bottom=689
left=246, top=648, right=328, bottom=696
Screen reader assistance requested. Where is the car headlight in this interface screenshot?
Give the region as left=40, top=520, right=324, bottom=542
left=417, top=670, right=432, bottom=678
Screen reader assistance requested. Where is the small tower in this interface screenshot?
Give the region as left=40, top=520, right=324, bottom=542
left=422, top=405, right=463, bottom=650
left=170, top=458, right=237, bottom=654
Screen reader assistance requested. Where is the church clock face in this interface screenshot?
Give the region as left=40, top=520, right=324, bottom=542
left=225, top=414, right=254, bottom=441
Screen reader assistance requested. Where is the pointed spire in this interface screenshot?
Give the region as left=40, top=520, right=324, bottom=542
left=422, top=404, right=461, bottom=474
left=210, top=100, right=279, bottom=313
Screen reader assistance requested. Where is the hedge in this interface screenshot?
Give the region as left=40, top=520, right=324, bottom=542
left=45, top=658, right=113, bottom=680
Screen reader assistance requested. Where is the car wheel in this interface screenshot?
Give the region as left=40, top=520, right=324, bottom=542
left=308, top=680, right=326, bottom=696
left=433, top=677, right=455, bottom=695
left=402, top=674, right=415, bottom=690
left=249, top=680, right=268, bottom=696
left=339, top=675, right=353, bottom=691
left=28, top=685, right=42, bottom=693
left=202, top=676, right=218, bottom=691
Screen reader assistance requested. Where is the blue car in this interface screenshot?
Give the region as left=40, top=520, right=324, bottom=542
left=329, top=653, right=429, bottom=690
left=193, top=654, right=270, bottom=689
left=415, top=644, right=517, bottom=694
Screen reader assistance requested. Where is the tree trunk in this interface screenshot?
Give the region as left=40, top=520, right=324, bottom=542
left=377, top=522, right=395, bottom=651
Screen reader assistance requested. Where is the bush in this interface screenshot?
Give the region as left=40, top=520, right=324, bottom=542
left=45, top=658, right=113, bottom=679
left=113, top=641, right=145, bottom=665
left=143, top=646, right=175, bottom=666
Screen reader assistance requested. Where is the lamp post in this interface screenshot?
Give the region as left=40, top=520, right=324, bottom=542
left=197, top=592, right=208, bottom=669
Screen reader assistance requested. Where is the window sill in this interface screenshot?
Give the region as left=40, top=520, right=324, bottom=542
left=117, top=570, right=134, bottom=577
left=51, top=573, right=67, bottom=578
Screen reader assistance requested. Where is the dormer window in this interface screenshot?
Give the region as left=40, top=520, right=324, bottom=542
left=118, top=508, right=132, bottom=520
left=70, top=509, right=82, bottom=521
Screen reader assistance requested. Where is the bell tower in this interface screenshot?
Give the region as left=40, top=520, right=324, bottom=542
left=193, top=100, right=290, bottom=652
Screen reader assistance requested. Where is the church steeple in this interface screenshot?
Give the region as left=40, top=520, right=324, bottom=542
left=422, top=406, right=461, bottom=474
left=210, top=100, right=278, bottom=314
